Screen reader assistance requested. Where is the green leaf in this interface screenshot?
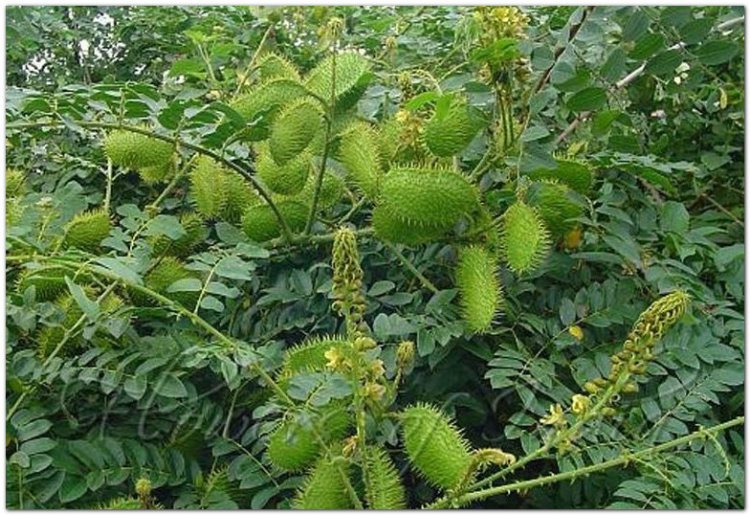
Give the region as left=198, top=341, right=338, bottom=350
left=65, top=277, right=100, bottom=322
left=17, top=419, right=52, bottom=442
left=679, top=18, right=713, bottom=45
left=200, top=295, right=224, bottom=312
left=59, top=474, right=88, bottom=503
left=567, top=87, right=606, bottom=112
left=20, top=437, right=57, bottom=455
left=645, top=49, right=682, bottom=76
left=660, top=201, right=690, bottom=235
left=144, top=214, right=186, bottom=239
left=167, top=278, right=203, bottom=292
left=154, top=374, right=188, bottom=398
left=695, top=41, right=739, bottom=65
left=405, top=91, right=440, bottom=111
left=629, top=33, right=665, bottom=60
left=124, top=375, right=147, bottom=400
left=714, top=244, right=744, bottom=270
left=521, top=125, right=550, bottom=142
left=559, top=298, right=576, bottom=326
left=621, top=10, right=650, bottom=41
left=170, top=58, right=206, bottom=78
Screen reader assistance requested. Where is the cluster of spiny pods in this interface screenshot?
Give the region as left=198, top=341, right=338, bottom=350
left=96, top=49, right=595, bottom=336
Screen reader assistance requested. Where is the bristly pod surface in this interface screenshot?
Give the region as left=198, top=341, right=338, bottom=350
left=149, top=213, right=206, bottom=258
left=256, top=51, right=301, bottom=82
left=363, top=446, right=407, bottom=509
left=190, top=156, right=230, bottom=219
left=293, top=453, right=354, bottom=509
left=294, top=168, right=345, bottom=210
left=337, top=121, right=383, bottom=199
left=103, top=130, right=174, bottom=172
left=230, top=79, right=309, bottom=140
left=241, top=200, right=309, bottom=242
left=400, top=403, right=472, bottom=491
left=455, top=245, right=503, bottom=333
left=378, top=165, right=480, bottom=230
left=371, top=204, right=451, bottom=246
left=221, top=169, right=260, bottom=223
left=524, top=158, right=594, bottom=194
left=134, top=257, right=200, bottom=309
left=304, top=52, right=372, bottom=112
left=267, top=406, right=351, bottom=472
left=423, top=94, right=484, bottom=157
left=526, top=180, right=584, bottom=238
left=269, top=99, right=322, bottom=165
left=16, top=266, right=76, bottom=301
left=62, top=208, right=111, bottom=252
left=256, top=141, right=311, bottom=196
left=501, top=201, right=551, bottom=274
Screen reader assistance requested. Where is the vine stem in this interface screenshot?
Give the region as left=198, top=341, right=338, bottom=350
left=232, top=23, right=274, bottom=99
left=304, top=47, right=337, bottom=235
left=103, top=159, right=113, bottom=212
left=383, top=242, right=439, bottom=294
left=6, top=120, right=295, bottom=244
left=427, top=416, right=744, bottom=508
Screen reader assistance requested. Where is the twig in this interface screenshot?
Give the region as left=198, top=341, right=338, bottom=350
left=384, top=242, right=439, bottom=294
left=428, top=416, right=744, bottom=508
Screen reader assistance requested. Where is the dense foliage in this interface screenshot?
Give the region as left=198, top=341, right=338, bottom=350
left=5, top=5, right=745, bottom=509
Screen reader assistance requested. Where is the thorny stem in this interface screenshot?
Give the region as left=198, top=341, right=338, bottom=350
left=232, top=24, right=275, bottom=99
left=427, top=416, right=744, bottom=508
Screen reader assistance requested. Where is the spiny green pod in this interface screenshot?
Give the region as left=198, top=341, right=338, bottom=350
left=269, top=99, right=322, bottom=165
left=524, top=158, right=594, bottom=194
left=241, top=200, right=308, bottom=242
left=189, top=156, right=229, bottom=219
left=628, top=290, right=691, bottom=346
left=295, top=170, right=345, bottom=210
left=268, top=406, right=351, bottom=472
left=305, top=52, right=372, bottom=112
left=379, top=166, right=479, bottom=229
left=99, top=497, right=142, bottom=510
left=137, top=162, right=173, bottom=184
left=277, top=337, right=349, bottom=379
left=17, top=266, right=73, bottom=301
left=363, top=446, right=407, bottom=509
left=371, top=204, right=450, bottom=246
left=62, top=208, right=111, bottom=252
left=293, top=453, right=354, bottom=509
left=526, top=181, right=584, bottom=238
left=500, top=201, right=551, bottom=274
left=37, top=291, right=123, bottom=359
left=6, top=168, right=26, bottom=197
left=256, top=141, right=311, bottom=196
left=150, top=213, right=206, bottom=257
left=256, top=52, right=301, bottom=81
left=221, top=170, right=261, bottom=223
left=142, top=257, right=200, bottom=309
left=103, top=130, right=174, bottom=171
left=423, top=96, right=482, bottom=157
left=337, top=122, right=382, bottom=199
left=230, top=78, right=308, bottom=124
left=400, top=403, right=472, bottom=491
left=456, top=245, right=503, bottom=333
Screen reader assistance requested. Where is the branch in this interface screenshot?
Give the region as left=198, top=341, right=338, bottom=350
left=555, top=14, right=744, bottom=145
left=428, top=416, right=744, bottom=508
left=530, top=6, right=594, bottom=97
left=6, top=119, right=296, bottom=243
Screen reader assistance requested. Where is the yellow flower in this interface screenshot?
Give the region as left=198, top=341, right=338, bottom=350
left=571, top=394, right=590, bottom=415
left=325, top=347, right=345, bottom=370
left=363, top=382, right=386, bottom=402
left=369, top=359, right=385, bottom=379
left=342, top=435, right=358, bottom=458
left=540, top=403, right=565, bottom=426
left=568, top=325, right=584, bottom=341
